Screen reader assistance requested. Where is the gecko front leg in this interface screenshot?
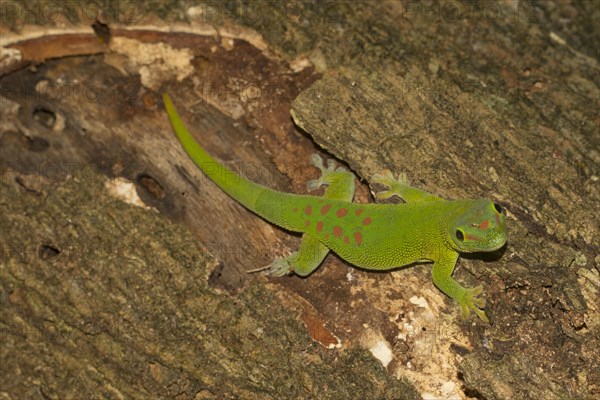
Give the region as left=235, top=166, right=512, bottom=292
left=371, top=170, right=442, bottom=203
left=431, top=250, right=490, bottom=323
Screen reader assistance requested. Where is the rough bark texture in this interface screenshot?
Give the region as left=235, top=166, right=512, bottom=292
left=0, top=171, right=419, bottom=399
left=1, top=1, right=598, bottom=399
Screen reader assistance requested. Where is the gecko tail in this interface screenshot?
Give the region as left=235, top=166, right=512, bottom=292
left=163, top=93, right=266, bottom=210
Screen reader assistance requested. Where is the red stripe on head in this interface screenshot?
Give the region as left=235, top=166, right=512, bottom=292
left=355, top=208, right=364, bottom=216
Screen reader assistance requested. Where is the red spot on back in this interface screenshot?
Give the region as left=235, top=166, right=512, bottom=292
left=354, top=231, right=363, bottom=246
left=320, top=204, right=332, bottom=215
left=336, top=208, right=348, bottom=218
left=316, top=221, right=324, bottom=232
left=355, top=208, right=364, bottom=216
left=305, top=205, right=312, bottom=215
left=362, top=216, right=372, bottom=226
left=333, top=226, right=343, bottom=237
left=478, top=220, right=490, bottom=230
left=305, top=220, right=310, bottom=227
left=344, top=236, right=350, bottom=244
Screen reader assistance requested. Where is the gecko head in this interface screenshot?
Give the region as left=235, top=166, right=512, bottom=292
left=447, top=199, right=507, bottom=253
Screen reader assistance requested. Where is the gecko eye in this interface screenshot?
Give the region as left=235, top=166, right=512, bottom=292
left=493, top=203, right=503, bottom=214
left=455, top=229, right=464, bottom=241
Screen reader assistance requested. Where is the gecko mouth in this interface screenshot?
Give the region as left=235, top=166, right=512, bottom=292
left=486, top=232, right=508, bottom=251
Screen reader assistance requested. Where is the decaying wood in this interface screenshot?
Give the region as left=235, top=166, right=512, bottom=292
left=1, top=1, right=598, bottom=399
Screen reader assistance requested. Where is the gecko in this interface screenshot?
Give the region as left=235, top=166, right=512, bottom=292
left=163, top=93, right=507, bottom=323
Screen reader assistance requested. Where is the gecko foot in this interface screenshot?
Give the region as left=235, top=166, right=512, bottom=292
left=307, top=154, right=346, bottom=192
left=264, top=253, right=298, bottom=277
left=459, top=285, right=490, bottom=323
left=371, top=170, right=409, bottom=200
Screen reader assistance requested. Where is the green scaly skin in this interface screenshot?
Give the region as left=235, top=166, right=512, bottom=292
left=163, top=94, right=507, bottom=323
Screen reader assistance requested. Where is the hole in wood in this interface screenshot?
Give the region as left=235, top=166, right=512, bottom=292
left=39, top=244, right=60, bottom=260
left=32, top=106, right=56, bottom=129
left=92, top=19, right=111, bottom=44
left=137, top=174, right=165, bottom=199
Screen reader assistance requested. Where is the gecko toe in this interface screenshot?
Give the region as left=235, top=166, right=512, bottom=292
left=325, top=158, right=337, bottom=171
left=397, top=172, right=410, bottom=185
left=459, top=286, right=489, bottom=323
left=309, top=153, right=324, bottom=169
left=473, top=308, right=490, bottom=324
left=374, top=190, right=394, bottom=200
left=266, top=258, right=293, bottom=277
left=371, top=169, right=394, bottom=185
left=307, top=179, right=321, bottom=192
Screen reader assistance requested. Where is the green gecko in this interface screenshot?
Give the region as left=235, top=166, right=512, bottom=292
left=163, top=93, right=507, bottom=323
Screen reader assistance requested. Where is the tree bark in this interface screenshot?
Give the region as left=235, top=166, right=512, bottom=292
left=1, top=1, right=598, bottom=399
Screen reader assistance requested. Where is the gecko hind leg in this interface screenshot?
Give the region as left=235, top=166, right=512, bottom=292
left=264, top=153, right=356, bottom=277
left=266, top=234, right=329, bottom=277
